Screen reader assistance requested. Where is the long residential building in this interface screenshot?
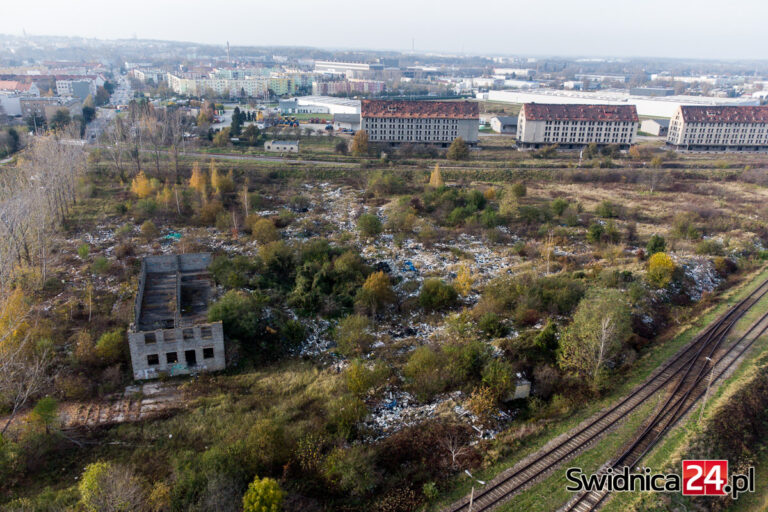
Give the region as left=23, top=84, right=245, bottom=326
left=666, top=105, right=768, bottom=152
left=517, top=103, right=638, bottom=150
left=361, top=100, right=479, bottom=146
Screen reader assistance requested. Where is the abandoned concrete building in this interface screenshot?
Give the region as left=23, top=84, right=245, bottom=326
left=128, top=253, right=226, bottom=380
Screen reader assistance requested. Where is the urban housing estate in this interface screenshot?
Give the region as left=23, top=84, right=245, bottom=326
left=360, top=100, right=479, bottom=146
left=517, top=103, right=639, bottom=150
left=666, top=105, right=768, bottom=152
left=128, top=254, right=225, bottom=380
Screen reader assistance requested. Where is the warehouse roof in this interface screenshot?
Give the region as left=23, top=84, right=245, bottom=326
left=679, top=105, right=768, bottom=123
left=521, top=103, right=638, bottom=122
left=361, top=100, right=479, bottom=119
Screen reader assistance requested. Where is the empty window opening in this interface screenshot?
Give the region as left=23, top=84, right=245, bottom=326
left=145, top=332, right=157, bottom=344
left=203, top=347, right=214, bottom=359
left=185, top=350, right=197, bottom=366
left=147, top=354, right=159, bottom=366
left=166, top=352, right=178, bottom=364
left=182, top=328, right=194, bottom=341
left=201, top=326, right=213, bottom=339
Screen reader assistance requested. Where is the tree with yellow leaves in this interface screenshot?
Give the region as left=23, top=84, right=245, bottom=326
left=454, top=263, right=474, bottom=296
left=188, top=162, right=208, bottom=197
left=156, top=183, right=173, bottom=210
left=428, top=164, right=444, bottom=188
left=210, top=161, right=221, bottom=194
left=130, top=171, right=155, bottom=199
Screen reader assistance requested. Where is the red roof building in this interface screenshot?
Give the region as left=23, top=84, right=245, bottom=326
left=521, top=103, right=638, bottom=123
left=361, top=100, right=478, bottom=119
left=678, top=105, right=768, bottom=124
left=667, top=105, right=768, bottom=151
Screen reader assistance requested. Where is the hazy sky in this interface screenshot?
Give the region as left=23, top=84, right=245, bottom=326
left=3, top=0, right=767, bottom=59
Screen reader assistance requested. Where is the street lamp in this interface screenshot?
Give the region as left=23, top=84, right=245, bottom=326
left=464, top=469, right=486, bottom=512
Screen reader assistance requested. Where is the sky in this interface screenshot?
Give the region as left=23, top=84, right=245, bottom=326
left=2, top=0, right=767, bottom=60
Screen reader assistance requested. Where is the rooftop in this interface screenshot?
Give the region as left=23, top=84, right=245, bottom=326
left=361, top=100, right=479, bottom=119
left=679, top=105, right=768, bottom=123
left=521, top=103, right=638, bottom=122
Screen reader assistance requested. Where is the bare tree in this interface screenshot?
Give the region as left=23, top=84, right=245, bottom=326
left=440, top=427, right=471, bottom=469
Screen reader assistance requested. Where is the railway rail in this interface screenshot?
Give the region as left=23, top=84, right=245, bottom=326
left=443, top=278, right=768, bottom=512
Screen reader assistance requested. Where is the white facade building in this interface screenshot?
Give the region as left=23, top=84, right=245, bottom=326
left=517, top=103, right=638, bottom=150
left=666, top=105, right=768, bottom=152
left=361, top=100, right=479, bottom=146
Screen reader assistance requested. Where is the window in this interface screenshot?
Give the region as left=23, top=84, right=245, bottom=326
left=166, top=352, right=178, bottom=364
left=203, top=347, right=215, bottom=359
left=145, top=332, right=157, bottom=344
left=183, top=328, right=194, bottom=341
left=147, top=354, right=159, bottom=366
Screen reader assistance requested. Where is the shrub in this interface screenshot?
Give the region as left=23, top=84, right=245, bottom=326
left=345, top=359, right=389, bottom=398
left=140, top=220, right=159, bottom=241
left=551, top=198, right=569, bottom=216
left=596, top=200, right=619, bottom=218
left=357, top=213, right=383, bottom=238
left=586, top=222, right=604, bottom=244
left=95, top=328, right=125, bottom=364
left=90, top=256, right=111, bottom=275
left=336, top=314, right=374, bottom=356
left=646, top=234, right=666, bottom=256
left=695, top=239, right=725, bottom=256
left=478, top=312, right=508, bottom=338
left=418, top=278, right=458, bottom=310
left=249, top=217, right=280, bottom=244
left=355, top=271, right=395, bottom=314
left=242, top=475, right=284, bottom=512
left=467, top=386, right=497, bottom=426
left=134, top=198, right=158, bottom=220
left=208, top=290, right=266, bottom=344
left=510, top=182, right=527, bottom=198
left=79, top=462, right=144, bottom=512
left=321, top=445, right=377, bottom=495
left=198, top=199, right=224, bottom=226
left=481, top=359, right=515, bottom=400
left=77, top=244, right=90, bottom=260
left=647, top=252, right=676, bottom=288
left=326, top=396, right=368, bottom=441
left=403, top=346, right=450, bottom=401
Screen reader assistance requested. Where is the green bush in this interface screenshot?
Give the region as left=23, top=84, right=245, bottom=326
left=586, top=222, right=605, bottom=244
left=551, top=198, right=569, bottom=216
left=596, top=200, right=619, bottom=218
left=336, top=314, right=374, bottom=356
left=403, top=346, right=451, bottom=401
left=695, top=239, right=725, bottom=256
left=95, top=328, right=125, bottom=364
left=357, top=213, right=383, bottom=237
left=77, top=244, right=90, bottom=260
left=90, top=256, right=111, bottom=275
left=646, top=234, right=666, bottom=255
left=481, top=359, right=515, bottom=400
left=478, top=312, right=508, bottom=338
left=418, top=278, right=457, bottom=310
left=511, top=183, right=527, bottom=198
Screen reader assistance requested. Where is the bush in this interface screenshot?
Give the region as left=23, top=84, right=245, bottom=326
left=249, top=217, right=280, bottom=244
left=418, top=278, right=458, bottom=310
left=140, top=220, right=159, bottom=241
left=345, top=359, right=389, bottom=398
left=695, top=239, right=725, bottom=256
left=134, top=198, right=158, bottom=220
left=647, top=252, right=676, bottom=288
left=403, top=346, right=450, bottom=401
left=596, top=200, right=619, bottom=218
left=94, top=328, right=125, bottom=364
left=446, top=137, right=469, bottom=160
left=478, top=312, right=507, bottom=338
left=242, top=475, right=284, bottom=512
left=77, top=243, right=90, bottom=260
left=510, top=182, right=527, bottom=198
left=646, top=234, right=666, bottom=256
left=79, top=462, right=145, bottom=512
left=90, top=256, right=111, bottom=275
left=355, top=271, right=395, bottom=314
left=208, top=290, right=266, bottom=345
left=336, top=314, right=374, bottom=356
left=551, top=198, right=569, bottom=216
left=357, top=213, right=383, bottom=238
left=481, top=359, right=515, bottom=400
left=586, top=222, right=604, bottom=244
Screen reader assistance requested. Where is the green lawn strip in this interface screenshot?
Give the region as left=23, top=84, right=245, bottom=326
left=433, top=267, right=768, bottom=510
left=601, top=290, right=768, bottom=512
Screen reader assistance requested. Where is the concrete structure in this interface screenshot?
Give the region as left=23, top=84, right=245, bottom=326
left=640, top=118, right=670, bottom=137
left=0, top=94, right=22, bottom=116
left=55, top=79, right=93, bottom=101
left=20, top=97, right=82, bottom=121
left=166, top=72, right=269, bottom=98
left=481, top=89, right=760, bottom=119
left=313, top=79, right=386, bottom=96
left=361, top=100, right=479, bottom=146
left=517, top=103, right=638, bottom=150
left=490, top=115, right=517, bottom=134
left=128, top=254, right=225, bottom=380
left=314, top=60, right=384, bottom=75
left=132, top=68, right=165, bottom=84
left=666, top=105, right=768, bottom=152
left=265, top=140, right=299, bottom=152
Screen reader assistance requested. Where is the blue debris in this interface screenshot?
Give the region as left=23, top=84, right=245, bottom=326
left=384, top=399, right=397, bottom=410
left=163, top=231, right=182, bottom=241
left=403, top=260, right=416, bottom=272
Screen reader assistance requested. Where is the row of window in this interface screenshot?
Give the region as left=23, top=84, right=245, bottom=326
left=543, top=121, right=635, bottom=127
left=146, top=347, right=215, bottom=366
left=364, top=118, right=460, bottom=125
left=144, top=326, right=214, bottom=344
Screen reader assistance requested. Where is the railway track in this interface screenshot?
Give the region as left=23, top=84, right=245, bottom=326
left=443, top=278, right=768, bottom=512
left=562, top=288, right=768, bottom=512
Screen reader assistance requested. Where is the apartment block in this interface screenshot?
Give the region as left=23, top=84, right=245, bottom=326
left=666, top=105, right=768, bottom=152
left=361, top=100, right=479, bottom=146
left=517, top=103, right=638, bottom=150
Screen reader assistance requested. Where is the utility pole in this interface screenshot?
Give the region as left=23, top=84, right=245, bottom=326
left=464, top=470, right=485, bottom=512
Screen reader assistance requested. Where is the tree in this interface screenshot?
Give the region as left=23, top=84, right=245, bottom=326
left=82, top=105, right=96, bottom=124
left=230, top=106, right=243, bottom=136
left=419, top=278, right=458, bottom=310
left=335, top=140, right=348, bottom=155
left=79, top=462, right=145, bottom=512
left=355, top=270, right=395, bottom=314
left=646, top=234, right=666, bottom=256
left=130, top=171, right=156, bottom=199
left=558, top=289, right=631, bottom=384
left=30, top=396, right=58, bottom=434
left=49, top=109, right=71, bottom=131
left=454, top=264, right=474, bottom=296
left=140, top=220, right=159, bottom=241
left=249, top=217, right=280, bottom=244
left=429, top=163, right=445, bottom=187
left=213, top=127, right=231, bottom=147
left=242, top=475, right=284, bottom=512
left=188, top=162, right=208, bottom=197
left=336, top=314, right=374, bottom=356
left=510, top=182, right=527, bottom=198
left=95, top=328, right=125, bottom=364
left=647, top=252, right=676, bottom=288
left=350, top=130, right=369, bottom=156
left=357, top=213, right=382, bottom=238
left=446, top=136, right=469, bottom=160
